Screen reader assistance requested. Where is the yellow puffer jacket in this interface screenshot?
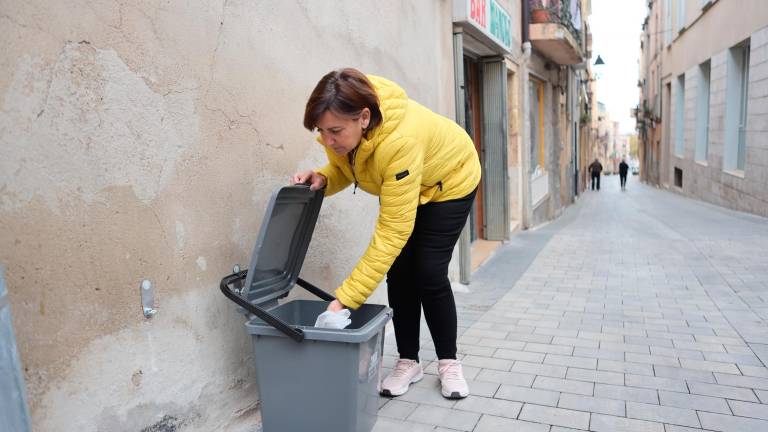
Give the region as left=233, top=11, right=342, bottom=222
left=315, top=75, right=481, bottom=309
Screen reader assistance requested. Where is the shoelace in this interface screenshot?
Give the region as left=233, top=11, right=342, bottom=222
left=440, top=362, right=463, bottom=381
left=391, top=360, right=415, bottom=378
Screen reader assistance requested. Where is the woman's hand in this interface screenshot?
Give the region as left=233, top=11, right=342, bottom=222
left=292, top=170, right=327, bottom=191
left=326, top=299, right=346, bottom=312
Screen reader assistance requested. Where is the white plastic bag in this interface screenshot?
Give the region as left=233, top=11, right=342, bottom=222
left=314, top=309, right=352, bottom=329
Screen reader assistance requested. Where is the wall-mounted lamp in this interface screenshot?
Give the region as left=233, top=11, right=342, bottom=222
left=594, top=55, right=605, bottom=66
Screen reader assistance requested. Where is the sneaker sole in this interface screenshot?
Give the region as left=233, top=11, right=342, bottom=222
left=379, top=371, right=424, bottom=397
left=441, top=389, right=469, bottom=399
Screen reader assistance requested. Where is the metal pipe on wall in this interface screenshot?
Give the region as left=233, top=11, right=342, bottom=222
left=520, top=41, right=533, bottom=230
left=453, top=29, right=472, bottom=285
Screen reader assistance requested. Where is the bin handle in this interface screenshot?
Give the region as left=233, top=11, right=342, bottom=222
left=296, top=277, right=335, bottom=301
left=220, top=270, right=305, bottom=342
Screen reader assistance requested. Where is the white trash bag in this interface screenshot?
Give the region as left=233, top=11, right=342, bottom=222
left=314, top=308, right=352, bottom=329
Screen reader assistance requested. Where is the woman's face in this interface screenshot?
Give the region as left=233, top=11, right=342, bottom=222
left=316, top=108, right=370, bottom=156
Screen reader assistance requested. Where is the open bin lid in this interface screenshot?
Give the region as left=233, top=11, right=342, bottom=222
left=242, top=185, right=324, bottom=308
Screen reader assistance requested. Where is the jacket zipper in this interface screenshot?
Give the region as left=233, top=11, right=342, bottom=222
left=348, top=148, right=359, bottom=194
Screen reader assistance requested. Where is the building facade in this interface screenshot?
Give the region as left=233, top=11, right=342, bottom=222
left=451, top=0, right=521, bottom=281
left=594, top=102, right=614, bottom=172
left=525, top=0, right=594, bottom=226
left=639, top=0, right=768, bottom=217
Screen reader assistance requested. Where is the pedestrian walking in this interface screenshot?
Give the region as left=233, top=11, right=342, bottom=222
left=293, top=68, right=481, bottom=400
left=619, top=159, right=629, bottom=191
left=588, top=158, right=603, bottom=190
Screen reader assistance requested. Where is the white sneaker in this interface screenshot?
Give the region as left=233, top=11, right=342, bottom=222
left=380, top=359, right=423, bottom=397
left=438, top=359, right=469, bottom=399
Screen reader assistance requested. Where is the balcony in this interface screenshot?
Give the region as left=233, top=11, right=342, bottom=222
left=528, top=0, right=584, bottom=65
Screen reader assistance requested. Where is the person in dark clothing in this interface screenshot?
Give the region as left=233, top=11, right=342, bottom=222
left=619, top=159, right=629, bottom=190
left=588, top=158, right=603, bottom=191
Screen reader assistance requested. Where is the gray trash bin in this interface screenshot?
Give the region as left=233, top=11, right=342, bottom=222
left=220, top=185, right=392, bottom=432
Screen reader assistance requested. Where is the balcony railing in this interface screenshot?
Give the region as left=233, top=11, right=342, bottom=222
left=529, top=0, right=583, bottom=47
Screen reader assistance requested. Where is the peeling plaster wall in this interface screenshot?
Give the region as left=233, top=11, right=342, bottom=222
left=0, top=1, right=455, bottom=430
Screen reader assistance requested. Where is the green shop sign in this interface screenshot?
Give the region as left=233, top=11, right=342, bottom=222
left=489, top=0, right=511, bottom=49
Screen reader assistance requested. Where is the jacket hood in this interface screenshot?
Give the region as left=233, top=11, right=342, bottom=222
left=354, top=75, right=409, bottom=164
left=366, top=75, right=408, bottom=139
left=314, top=74, right=409, bottom=166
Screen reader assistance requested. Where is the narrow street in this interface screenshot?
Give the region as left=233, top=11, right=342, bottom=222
left=375, top=175, right=768, bottom=432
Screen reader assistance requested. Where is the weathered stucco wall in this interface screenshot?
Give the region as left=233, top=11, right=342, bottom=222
left=0, top=1, right=455, bottom=430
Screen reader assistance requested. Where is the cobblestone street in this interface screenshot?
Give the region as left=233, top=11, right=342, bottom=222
left=375, top=175, right=768, bottom=431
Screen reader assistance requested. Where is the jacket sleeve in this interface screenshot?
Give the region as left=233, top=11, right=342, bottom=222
left=334, top=137, right=423, bottom=309
left=316, top=160, right=352, bottom=196
left=315, top=146, right=352, bottom=196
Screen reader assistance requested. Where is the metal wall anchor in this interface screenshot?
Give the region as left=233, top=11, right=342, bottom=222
left=140, top=279, right=157, bottom=318
left=233, top=265, right=243, bottom=294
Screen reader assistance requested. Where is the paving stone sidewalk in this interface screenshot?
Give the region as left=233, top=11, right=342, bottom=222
left=374, top=177, right=768, bottom=432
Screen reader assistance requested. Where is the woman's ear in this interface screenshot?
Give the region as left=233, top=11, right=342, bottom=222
left=360, top=107, right=371, bottom=129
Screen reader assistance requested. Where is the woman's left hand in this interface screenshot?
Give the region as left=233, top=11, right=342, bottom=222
left=327, top=299, right=346, bottom=312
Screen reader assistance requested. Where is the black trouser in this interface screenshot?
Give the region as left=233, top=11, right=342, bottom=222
left=387, top=189, right=476, bottom=362
left=591, top=173, right=600, bottom=190
left=620, top=173, right=627, bottom=188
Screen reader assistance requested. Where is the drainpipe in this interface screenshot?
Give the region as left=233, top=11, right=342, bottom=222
left=520, top=39, right=533, bottom=230
left=520, top=0, right=534, bottom=229
left=522, top=0, right=530, bottom=42
left=454, top=28, right=472, bottom=285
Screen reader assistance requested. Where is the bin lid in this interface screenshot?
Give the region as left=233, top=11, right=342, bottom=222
left=242, top=185, right=324, bottom=307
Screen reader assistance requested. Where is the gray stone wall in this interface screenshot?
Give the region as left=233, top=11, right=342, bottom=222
left=668, top=26, right=768, bottom=217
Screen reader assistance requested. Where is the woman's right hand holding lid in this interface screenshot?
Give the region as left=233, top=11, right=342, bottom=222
left=292, top=170, right=327, bottom=191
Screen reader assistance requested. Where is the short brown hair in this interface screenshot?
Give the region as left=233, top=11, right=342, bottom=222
left=303, top=68, right=382, bottom=132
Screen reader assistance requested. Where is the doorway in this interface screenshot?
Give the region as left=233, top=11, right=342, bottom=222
left=464, top=55, right=484, bottom=241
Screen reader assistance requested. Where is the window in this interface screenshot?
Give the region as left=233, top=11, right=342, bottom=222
left=695, top=60, right=711, bottom=163
left=677, top=0, right=686, bottom=31
left=738, top=44, right=750, bottom=170
left=674, top=167, right=683, bottom=188
left=657, top=64, right=662, bottom=115
left=664, top=0, right=672, bottom=46
left=724, top=40, right=750, bottom=172
left=674, top=74, right=685, bottom=157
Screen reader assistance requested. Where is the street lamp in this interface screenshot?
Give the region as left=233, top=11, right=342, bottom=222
left=593, top=54, right=606, bottom=80
left=594, top=55, right=605, bottom=66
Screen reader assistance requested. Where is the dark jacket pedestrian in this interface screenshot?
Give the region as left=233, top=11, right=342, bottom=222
left=588, top=159, right=603, bottom=190
left=619, top=160, right=629, bottom=190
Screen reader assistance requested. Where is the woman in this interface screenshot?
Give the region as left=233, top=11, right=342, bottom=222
left=293, top=68, right=480, bottom=399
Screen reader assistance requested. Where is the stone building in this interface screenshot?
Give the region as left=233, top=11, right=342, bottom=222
left=638, top=0, right=768, bottom=217
left=525, top=0, right=594, bottom=225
